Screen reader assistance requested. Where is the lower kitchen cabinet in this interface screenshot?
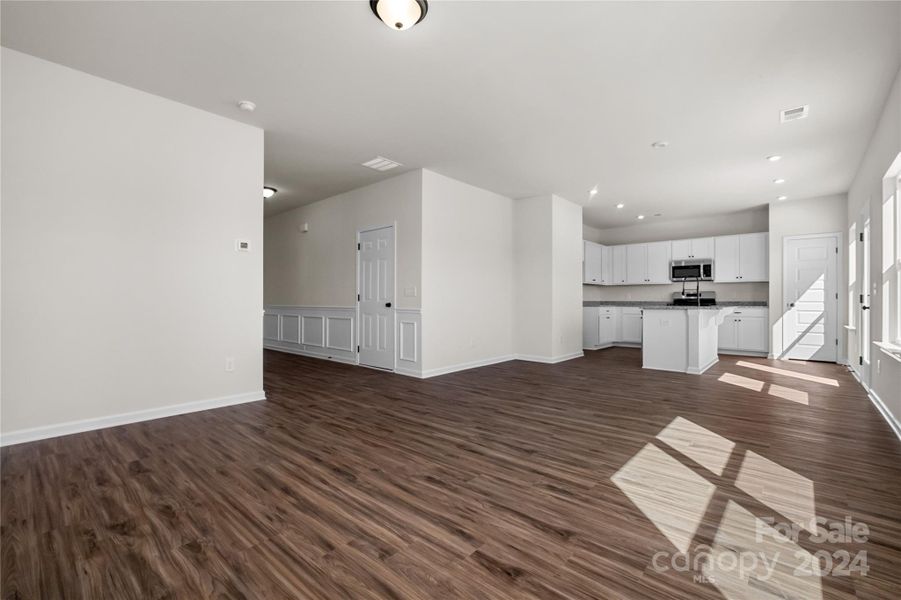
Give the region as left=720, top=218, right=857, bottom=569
left=583, top=307, right=621, bottom=348
left=718, top=308, right=768, bottom=354
left=620, top=308, right=643, bottom=344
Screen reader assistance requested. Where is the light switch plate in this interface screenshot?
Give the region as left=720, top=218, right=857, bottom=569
left=235, top=239, right=251, bottom=252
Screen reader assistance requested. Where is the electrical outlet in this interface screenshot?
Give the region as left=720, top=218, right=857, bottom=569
left=225, top=357, right=235, bottom=372
left=876, top=359, right=881, bottom=374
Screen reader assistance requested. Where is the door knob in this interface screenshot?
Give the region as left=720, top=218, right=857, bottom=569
left=862, top=305, right=870, bottom=310
left=789, top=302, right=795, bottom=307
left=385, top=302, right=392, bottom=308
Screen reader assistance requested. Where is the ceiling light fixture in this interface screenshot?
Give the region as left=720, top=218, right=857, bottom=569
left=237, top=100, right=256, bottom=112
left=767, top=155, right=782, bottom=162
left=651, top=141, right=669, bottom=149
left=589, top=186, right=599, bottom=197
left=370, top=0, right=428, bottom=31
left=616, top=203, right=624, bottom=209
left=773, top=178, right=786, bottom=184
left=777, top=195, right=788, bottom=201
left=637, top=215, right=645, bottom=220
left=263, top=187, right=277, bottom=199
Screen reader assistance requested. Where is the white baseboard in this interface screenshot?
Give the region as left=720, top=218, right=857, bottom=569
left=515, top=351, right=584, bottom=364
left=849, top=368, right=901, bottom=443
left=264, top=343, right=357, bottom=365
left=0, top=390, right=266, bottom=447
left=687, top=356, right=718, bottom=375
left=420, top=355, right=516, bottom=378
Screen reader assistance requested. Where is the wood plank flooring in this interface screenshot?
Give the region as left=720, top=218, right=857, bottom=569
left=2, top=348, right=900, bottom=599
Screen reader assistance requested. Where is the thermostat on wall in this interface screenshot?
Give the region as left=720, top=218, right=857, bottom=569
left=235, top=239, right=251, bottom=252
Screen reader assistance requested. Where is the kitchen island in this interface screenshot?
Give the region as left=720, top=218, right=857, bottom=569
left=641, top=305, right=736, bottom=374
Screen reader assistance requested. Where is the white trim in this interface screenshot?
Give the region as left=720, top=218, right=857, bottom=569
left=419, top=354, right=516, bottom=378
left=686, top=356, right=718, bottom=375
left=874, top=341, right=901, bottom=364
left=265, top=305, right=355, bottom=311
left=850, top=369, right=901, bottom=442
left=325, top=316, right=354, bottom=352
left=514, top=351, right=584, bottom=364
left=0, top=390, right=266, bottom=447
left=264, top=343, right=357, bottom=365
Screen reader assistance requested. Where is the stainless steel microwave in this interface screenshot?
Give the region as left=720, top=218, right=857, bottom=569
left=670, top=259, right=714, bottom=281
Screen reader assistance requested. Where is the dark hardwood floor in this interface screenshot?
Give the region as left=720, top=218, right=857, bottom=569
left=2, top=348, right=900, bottom=599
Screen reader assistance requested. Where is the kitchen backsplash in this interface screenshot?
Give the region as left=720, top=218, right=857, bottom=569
left=582, top=281, right=768, bottom=302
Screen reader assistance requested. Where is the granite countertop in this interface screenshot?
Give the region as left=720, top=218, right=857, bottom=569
left=583, top=300, right=767, bottom=308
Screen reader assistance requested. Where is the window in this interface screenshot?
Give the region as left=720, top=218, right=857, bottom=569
left=882, top=172, right=901, bottom=345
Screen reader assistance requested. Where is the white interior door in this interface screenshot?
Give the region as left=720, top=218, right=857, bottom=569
left=358, top=226, right=395, bottom=370
left=783, top=234, right=838, bottom=362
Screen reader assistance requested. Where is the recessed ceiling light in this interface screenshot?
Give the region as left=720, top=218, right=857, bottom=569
left=767, top=155, right=782, bottom=162
left=777, top=195, right=788, bottom=201
left=651, top=141, right=669, bottom=149
left=589, top=186, right=598, bottom=197
left=773, top=178, right=786, bottom=184
left=263, top=187, right=277, bottom=199
left=637, top=215, right=645, bottom=220
left=616, top=203, right=624, bottom=209
left=237, top=100, right=256, bottom=112
left=370, top=0, right=428, bottom=31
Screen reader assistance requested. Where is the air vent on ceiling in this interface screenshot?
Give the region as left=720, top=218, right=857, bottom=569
left=780, top=105, right=809, bottom=123
left=362, top=156, right=402, bottom=172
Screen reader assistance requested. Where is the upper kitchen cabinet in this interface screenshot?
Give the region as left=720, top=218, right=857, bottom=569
left=583, top=241, right=612, bottom=285
left=714, top=233, right=768, bottom=282
left=612, top=245, right=628, bottom=284
left=583, top=241, right=603, bottom=284
left=671, top=237, right=714, bottom=260
left=626, top=242, right=671, bottom=284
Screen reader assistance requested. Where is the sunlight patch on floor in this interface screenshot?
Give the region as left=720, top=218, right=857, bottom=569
left=767, top=384, right=809, bottom=405
left=735, top=450, right=817, bottom=533
left=655, top=416, right=736, bottom=476
left=735, top=361, right=839, bottom=387
left=718, top=372, right=765, bottom=392
left=611, top=443, right=715, bottom=554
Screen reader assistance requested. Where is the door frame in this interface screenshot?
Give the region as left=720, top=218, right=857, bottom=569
left=856, top=207, right=872, bottom=385
left=781, top=232, right=843, bottom=362
left=355, top=223, right=397, bottom=371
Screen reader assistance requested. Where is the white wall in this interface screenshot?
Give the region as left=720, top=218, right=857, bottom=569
left=551, top=196, right=585, bottom=359
left=583, top=207, right=770, bottom=303
left=1, top=49, right=264, bottom=441
left=848, top=66, right=901, bottom=429
left=514, top=195, right=584, bottom=361
left=264, top=170, right=422, bottom=309
left=514, top=197, right=554, bottom=358
left=768, top=194, right=848, bottom=360
left=420, top=170, right=514, bottom=373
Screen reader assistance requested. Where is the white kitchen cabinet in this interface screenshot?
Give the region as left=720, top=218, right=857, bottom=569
left=672, top=237, right=715, bottom=260
left=598, top=311, right=617, bottom=345
left=719, top=308, right=769, bottom=353
left=646, top=241, right=672, bottom=283
left=714, top=233, right=768, bottom=282
left=583, top=307, right=620, bottom=348
left=612, top=245, right=628, bottom=284
left=583, top=241, right=603, bottom=285
left=626, top=244, right=648, bottom=284
left=620, top=308, right=643, bottom=343
left=582, top=307, right=599, bottom=347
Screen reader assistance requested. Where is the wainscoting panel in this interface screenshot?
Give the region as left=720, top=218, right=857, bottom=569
left=264, top=306, right=356, bottom=364
left=395, top=309, right=422, bottom=377
left=264, top=306, right=423, bottom=376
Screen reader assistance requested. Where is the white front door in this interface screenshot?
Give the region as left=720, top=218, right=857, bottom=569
left=783, top=234, right=839, bottom=362
left=358, top=226, right=395, bottom=370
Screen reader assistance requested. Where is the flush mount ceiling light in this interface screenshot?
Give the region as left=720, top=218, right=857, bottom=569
left=777, top=195, right=788, bottom=201
left=773, top=178, right=786, bottom=184
left=263, top=187, right=277, bottom=199
left=637, top=215, right=645, bottom=220
left=589, top=186, right=599, bottom=197
left=616, top=203, right=625, bottom=209
left=237, top=100, right=256, bottom=112
left=370, top=0, right=428, bottom=31
left=767, top=155, right=782, bottom=162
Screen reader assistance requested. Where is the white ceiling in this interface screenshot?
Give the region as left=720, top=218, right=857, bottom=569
left=2, top=1, right=899, bottom=226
